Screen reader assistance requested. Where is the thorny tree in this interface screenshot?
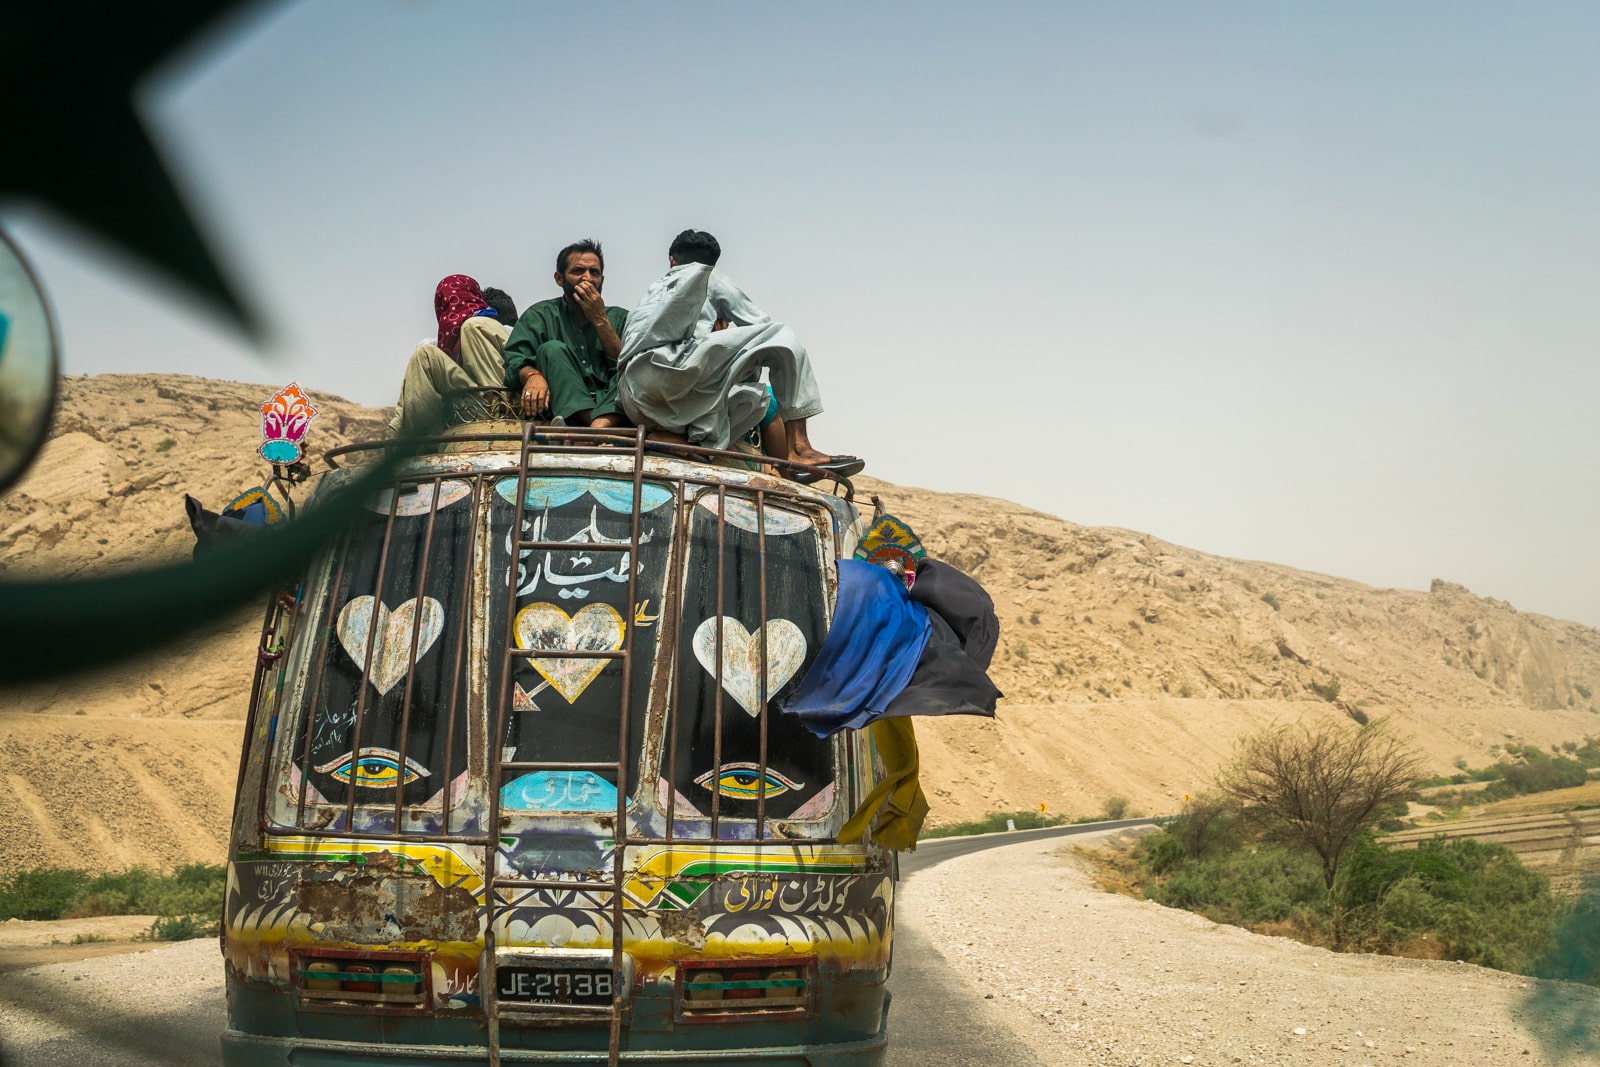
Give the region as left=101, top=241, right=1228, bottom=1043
left=1219, top=717, right=1425, bottom=897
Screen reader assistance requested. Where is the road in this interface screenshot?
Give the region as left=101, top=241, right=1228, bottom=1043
left=0, top=820, right=1151, bottom=1066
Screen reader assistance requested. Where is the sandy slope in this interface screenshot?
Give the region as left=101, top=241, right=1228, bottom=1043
left=2, top=374, right=1599, bottom=871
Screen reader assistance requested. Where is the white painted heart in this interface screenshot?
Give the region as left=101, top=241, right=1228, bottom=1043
left=514, top=602, right=625, bottom=703
left=336, top=596, right=445, bottom=695
left=692, top=617, right=806, bottom=717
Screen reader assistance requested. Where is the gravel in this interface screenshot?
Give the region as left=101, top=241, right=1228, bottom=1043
left=901, top=828, right=1600, bottom=1066
left=0, top=938, right=224, bottom=1066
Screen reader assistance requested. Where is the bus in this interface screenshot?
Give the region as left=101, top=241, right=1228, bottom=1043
left=220, top=415, right=895, bottom=1066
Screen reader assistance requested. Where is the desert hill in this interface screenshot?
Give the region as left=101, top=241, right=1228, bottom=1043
left=2, top=374, right=1598, bottom=870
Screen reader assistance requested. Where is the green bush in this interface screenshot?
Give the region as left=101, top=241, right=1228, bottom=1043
left=149, top=913, right=219, bottom=941
left=1340, top=837, right=1558, bottom=970
left=0, top=863, right=225, bottom=923
left=923, top=809, right=1068, bottom=839
left=0, top=867, right=89, bottom=921
left=1148, top=843, right=1327, bottom=927
left=1501, top=755, right=1587, bottom=796
left=1127, top=829, right=1561, bottom=976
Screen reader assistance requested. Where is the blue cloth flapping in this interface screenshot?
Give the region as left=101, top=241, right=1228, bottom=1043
left=779, top=560, right=930, bottom=737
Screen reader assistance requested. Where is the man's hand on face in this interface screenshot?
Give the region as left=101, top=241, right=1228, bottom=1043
left=520, top=371, right=550, bottom=418
left=572, top=279, right=608, bottom=326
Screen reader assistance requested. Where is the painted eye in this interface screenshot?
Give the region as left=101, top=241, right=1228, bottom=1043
left=693, top=763, right=804, bottom=801
left=315, top=747, right=430, bottom=788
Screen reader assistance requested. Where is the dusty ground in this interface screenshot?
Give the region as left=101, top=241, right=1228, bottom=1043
left=0, top=915, right=166, bottom=974
left=904, top=830, right=1600, bottom=1065
left=4, top=374, right=1600, bottom=870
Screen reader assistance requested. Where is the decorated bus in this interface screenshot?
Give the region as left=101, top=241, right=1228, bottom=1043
left=219, top=394, right=911, bottom=1066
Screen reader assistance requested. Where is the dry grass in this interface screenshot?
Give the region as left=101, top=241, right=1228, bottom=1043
left=1070, top=842, right=1147, bottom=900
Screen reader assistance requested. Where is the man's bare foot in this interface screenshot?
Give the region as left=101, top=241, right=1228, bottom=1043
left=787, top=445, right=834, bottom=466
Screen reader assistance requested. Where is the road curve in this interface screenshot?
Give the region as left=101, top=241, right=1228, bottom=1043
left=884, top=818, right=1155, bottom=1066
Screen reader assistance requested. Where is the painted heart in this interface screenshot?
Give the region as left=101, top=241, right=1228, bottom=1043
left=336, top=596, right=445, bottom=695
left=514, top=602, right=625, bottom=703
left=692, top=617, right=806, bottom=717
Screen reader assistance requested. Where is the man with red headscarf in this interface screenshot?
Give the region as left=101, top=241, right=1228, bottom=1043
left=390, top=274, right=513, bottom=436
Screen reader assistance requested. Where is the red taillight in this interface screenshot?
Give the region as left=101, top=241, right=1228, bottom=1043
left=343, top=963, right=378, bottom=993
left=675, top=958, right=814, bottom=1021
left=726, top=970, right=762, bottom=1000
left=291, top=949, right=430, bottom=1013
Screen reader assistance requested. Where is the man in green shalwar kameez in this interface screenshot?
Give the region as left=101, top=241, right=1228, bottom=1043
left=503, top=239, right=630, bottom=427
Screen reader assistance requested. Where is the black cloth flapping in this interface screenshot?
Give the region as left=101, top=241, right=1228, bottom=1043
left=879, top=557, right=1003, bottom=722
left=906, top=558, right=999, bottom=668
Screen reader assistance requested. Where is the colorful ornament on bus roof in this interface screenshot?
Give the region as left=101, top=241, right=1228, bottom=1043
left=224, top=486, right=284, bottom=525
left=259, top=381, right=317, bottom=464
left=854, top=513, right=925, bottom=583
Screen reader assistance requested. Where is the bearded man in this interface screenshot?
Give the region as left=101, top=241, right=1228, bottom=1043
left=502, top=239, right=629, bottom=428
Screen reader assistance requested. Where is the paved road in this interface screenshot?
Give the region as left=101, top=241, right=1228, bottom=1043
left=0, top=821, right=1152, bottom=1066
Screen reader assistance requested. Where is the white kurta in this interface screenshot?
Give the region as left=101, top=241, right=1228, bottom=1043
left=617, top=263, right=823, bottom=450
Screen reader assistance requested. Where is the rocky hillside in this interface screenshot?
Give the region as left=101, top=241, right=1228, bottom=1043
left=2, top=374, right=1598, bottom=869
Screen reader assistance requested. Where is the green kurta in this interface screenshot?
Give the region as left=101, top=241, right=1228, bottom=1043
left=503, top=297, right=629, bottom=421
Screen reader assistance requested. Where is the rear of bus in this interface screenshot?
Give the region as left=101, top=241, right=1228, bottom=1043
left=221, top=439, right=892, bottom=1066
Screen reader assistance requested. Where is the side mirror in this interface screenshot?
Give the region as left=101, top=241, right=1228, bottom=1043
left=0, top=230, right=59, bottom=494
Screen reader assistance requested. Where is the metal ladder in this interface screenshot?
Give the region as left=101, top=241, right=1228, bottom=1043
left=483, top=423, right=650, bottom=1067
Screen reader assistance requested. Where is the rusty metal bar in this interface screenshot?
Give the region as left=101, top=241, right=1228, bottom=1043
left=609, top=425, right=647, bottom=1067
left=490, top=877, right=620, bottom=892
left=237, top=605, right=276, bottom=810
left=392, top=476, right=443, bottom=834
left=513, top=540, right=635, bottom=551
left=323, top=430, right=855, bottom=498
left=297, top=538, right=351, bottom=830
left=756, top=489, right=770, bottom=839
left=662, top=479, right=695, bottom=843
left=439, top=478, right=482, bottom=836
left=343, top=484, right=402, bottom=835
left=484, top=423, right=536, bottom=1067
left=710, top=484, right=727, bottom=839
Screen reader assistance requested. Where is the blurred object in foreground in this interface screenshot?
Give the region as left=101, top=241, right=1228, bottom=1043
left=0, top=230, right=58, bottom=494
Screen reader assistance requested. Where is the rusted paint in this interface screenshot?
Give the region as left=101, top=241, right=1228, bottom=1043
left=296, top=863, right=479, bottom=943
left=655, top=907, right=707, bottom=950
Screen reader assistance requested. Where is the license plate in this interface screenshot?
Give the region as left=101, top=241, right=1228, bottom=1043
left=496, top=966, right=614, bottom=1006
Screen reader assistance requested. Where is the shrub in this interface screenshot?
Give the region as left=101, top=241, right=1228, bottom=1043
left=0, top=867, right=87, bottom=921
left=1310, top=676, right=1341, bottom=702
left=1149, top=843, right=1327, bottom=927
left=0, top=863, right=225, bottom=922
left=1103, top=796, right=1130, bottom=820
left=923, top=809, right=1068, bottom=839
left=1500, top=754, right=1587, bottom=796
left=154, top=437, right=176, bottom=452
left=1261, top=592, right=1281, bottom=612
left=149, top=913, right=219, bottom=941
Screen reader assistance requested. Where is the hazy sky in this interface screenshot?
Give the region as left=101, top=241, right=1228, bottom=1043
left=6, top=1, right=1599, bottom=625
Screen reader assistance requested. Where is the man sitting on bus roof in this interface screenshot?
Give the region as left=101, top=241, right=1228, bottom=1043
left=616, top=230, right=861, bottom=478
left=390, top=274, right=513, bottom=437
left=503, top=239, right=630, bottom=428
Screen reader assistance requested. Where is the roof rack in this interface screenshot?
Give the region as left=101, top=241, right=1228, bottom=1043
left=324, top=395, right=855, bottom=500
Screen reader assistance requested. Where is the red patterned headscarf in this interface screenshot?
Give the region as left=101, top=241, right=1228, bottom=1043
left=435, top=274, right=489, bottom=356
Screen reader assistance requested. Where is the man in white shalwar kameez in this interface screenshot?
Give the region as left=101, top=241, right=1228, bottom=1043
left=616, top=231, right=860, bottom=475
